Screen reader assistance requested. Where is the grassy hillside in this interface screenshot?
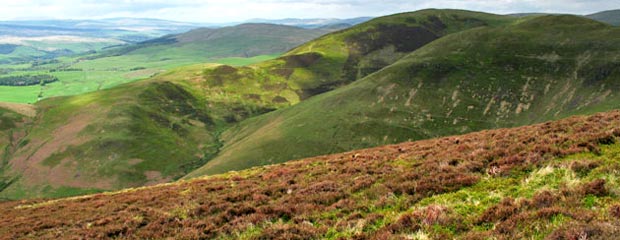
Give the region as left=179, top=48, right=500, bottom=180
left=0, top=59, right=293, bottom=199
left=1, top=110, right=620, bottom=239
left=0, top=58, right=304, bottom=199
left=189, top=10, right=513, bottom=105
left=0, top=79, right=229, bottom=199
left=186, top=15, right=620, bottom=177
left=587, top=10, right=620, bottom=26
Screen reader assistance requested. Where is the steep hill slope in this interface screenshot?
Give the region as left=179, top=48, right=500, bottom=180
left=587, top=10, right=620, bottom=26
left=187, top=15, right=620, bottom=177
left=0, top=105, right=32, bottom=198
left=1, top=110, right=620, bottom=239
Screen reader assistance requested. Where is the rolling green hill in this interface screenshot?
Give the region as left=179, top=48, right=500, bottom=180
left=0, top=9, right=519, bottom=199
left=2, top=10, right=620, bottom=200
left=186, top=15, right=620, bottom=177
left=1, top=110, right=619, bottom=239
left=587, top=9, right=620, bottom=26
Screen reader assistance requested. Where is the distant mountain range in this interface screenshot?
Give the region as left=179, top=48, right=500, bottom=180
left=0, top=18, right=204, bottom=42
left=0, top=17, right=372, bottom=63
left=92, top=23, right=333, bottom=60
left=0, top=17, right=372, bottom=40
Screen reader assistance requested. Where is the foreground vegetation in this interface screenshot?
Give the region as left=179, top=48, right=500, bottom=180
left=1, top=110, right=619, bottom=239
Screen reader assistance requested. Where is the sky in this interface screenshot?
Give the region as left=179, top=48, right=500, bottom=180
left=1, top=0, right=618, bottom=23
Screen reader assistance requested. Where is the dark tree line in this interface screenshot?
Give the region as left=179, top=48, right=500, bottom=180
left=49, top=68, right=83, bottom=72
left=0, top=74, right=58, bottom=86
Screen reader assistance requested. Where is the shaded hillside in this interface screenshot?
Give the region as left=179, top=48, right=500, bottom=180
left=0, top=105, right=31, bottom=198
left=1, top=110, right=620, bottom=239
left=587, top=10, right=620, bottom=26
left=187, top=15, right=620, bottom=176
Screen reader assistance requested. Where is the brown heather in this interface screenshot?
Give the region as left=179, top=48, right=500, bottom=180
left=1, top=110, right=620, bottom=239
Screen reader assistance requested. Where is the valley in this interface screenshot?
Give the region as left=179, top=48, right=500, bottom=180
left=0, top=23, right=334, bottom=103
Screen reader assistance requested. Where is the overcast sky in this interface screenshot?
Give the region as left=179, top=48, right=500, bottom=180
left=2, top=0, right=618, bottom=23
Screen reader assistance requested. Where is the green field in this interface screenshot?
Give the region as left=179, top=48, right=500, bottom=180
left=0, top=23, right=332, bottom=104
left=0, top=54, right=279, bottom=103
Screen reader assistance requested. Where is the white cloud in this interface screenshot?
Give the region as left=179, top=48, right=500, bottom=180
left=0, top=0, right=617, bottom=22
